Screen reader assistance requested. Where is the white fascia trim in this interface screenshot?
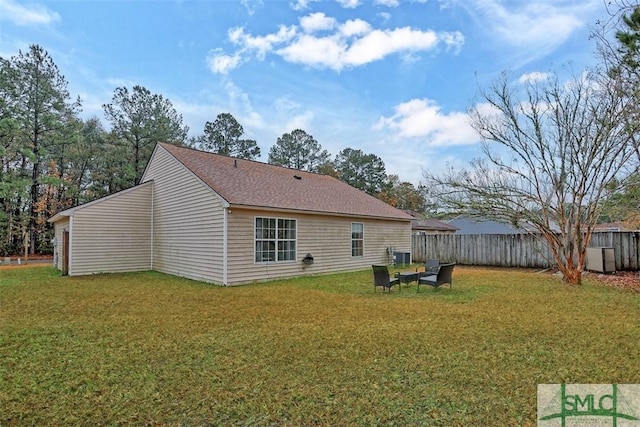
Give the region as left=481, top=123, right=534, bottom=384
left=227, top=204, right=411, bottom=222
left=48, top=181, right=154, bottom=223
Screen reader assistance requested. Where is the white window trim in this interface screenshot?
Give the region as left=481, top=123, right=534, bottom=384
left=254, top=216, right=297, bottom=264
left=351, top=222, right=364, bottom=258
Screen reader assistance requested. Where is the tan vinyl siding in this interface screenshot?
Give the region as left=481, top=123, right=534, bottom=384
left=143, top=147, right=225, bottom=284
left=53, top=218, right=69, bottom=271
left=226, top=208, right=411, bottom=285
left=70, top=183, right=152, bottom=275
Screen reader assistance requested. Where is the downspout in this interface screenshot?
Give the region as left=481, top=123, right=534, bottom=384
left=150, top=183, right=154, bottom=270
left=68, top=215, right=73, bottom=276
left=407, top=221, right=413, bottom=264
left=223, top=207, right=228, bottom=285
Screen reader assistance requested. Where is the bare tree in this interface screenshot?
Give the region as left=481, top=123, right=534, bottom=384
left=424, top=71, right=637, bottom=284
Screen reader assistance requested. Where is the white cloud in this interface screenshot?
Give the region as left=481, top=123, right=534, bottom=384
left=290, top=0, right=318, bottom=11
left=0, top=0, right=60, bottom=25
left=344, top=27, right=439, bottom=66
left=105, top=77, right=139, bottom=89
left=283, top=111, right=315, bottom=134
left=277, top=24, right=463, bottom=71
left=455, top=0, right=600, bottom=59
left=292, top=0, right=361, bottom=9
left=300, top=12, right=336, bottom=33
left=377, top=11, right=391, bottom=22
left=494, top=2, right=584, bottom=46
left=240, top=0, right=263, bottom=15
left=208, top=13, right=464, bottom=74
left=377, top=98, right=478, bottom=146
left=173, top=80, right=267, bottom=139
left=336, top=0, right=360, bottom=8
left=171, top=98, right=219, bottom=136
left=76, top=90, right=109, bottom=121
left=375, top=0, right=428, bottom=6
left=375, top=0, right=400, bottom=6
left=229, top=25, right=297, bottom=60
left=340, top=19, right=371, bottom=37
left=438, top=31, right=464, bottom=53
left=223, top=80, right=265, bottom=131
left=206, top=49, right=243, bottom=74
left=518, top=71, right=551, bottom=84
left=473, top=101, right=502, bottom=120
left=277, top=34, right=346, bottom=69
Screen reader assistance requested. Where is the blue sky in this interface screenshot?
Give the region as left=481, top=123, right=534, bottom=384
left=0, top=0, right=608, bottom=185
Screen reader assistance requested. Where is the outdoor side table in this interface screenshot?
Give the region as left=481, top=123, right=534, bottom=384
left=397, top=271, right=419, bottom=286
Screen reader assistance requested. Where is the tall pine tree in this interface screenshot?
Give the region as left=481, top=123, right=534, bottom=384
left=7, top=44, right=80, bottom=255
left=195, top=113, right=260, bottom=159
left=268, top=129, right=330, bottom=172
left=103, top=85, right=188, bottom=188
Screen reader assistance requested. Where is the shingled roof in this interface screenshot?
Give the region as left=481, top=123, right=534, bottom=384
left=412, top=218, right=458, bottom=232
left=157, top=143, right=414, bottom=221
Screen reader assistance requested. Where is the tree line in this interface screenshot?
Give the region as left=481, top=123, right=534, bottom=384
left=4, top=2, right=638, bottom=286
left=0, top=45, right=428, bottom=257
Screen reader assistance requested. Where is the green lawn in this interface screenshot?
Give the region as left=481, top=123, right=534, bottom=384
left=1, top=265, right=639, bottom=426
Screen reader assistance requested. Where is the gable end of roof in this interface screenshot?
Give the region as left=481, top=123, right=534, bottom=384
left=157, top=143, right=413, bottom=221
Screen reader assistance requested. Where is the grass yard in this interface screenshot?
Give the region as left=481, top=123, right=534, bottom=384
left=1, top=265, right=639, bottom=426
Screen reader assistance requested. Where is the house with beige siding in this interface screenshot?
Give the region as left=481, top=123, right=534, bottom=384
left=49, top=143, right=414, bottom=285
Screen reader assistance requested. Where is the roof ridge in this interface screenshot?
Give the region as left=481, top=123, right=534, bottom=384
left=159, top=142, right=333, bottom=178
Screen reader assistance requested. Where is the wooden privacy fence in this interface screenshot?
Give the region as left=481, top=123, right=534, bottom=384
left=412, top=232, right=640, bottom=271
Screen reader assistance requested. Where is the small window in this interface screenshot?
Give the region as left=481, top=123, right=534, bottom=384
left=351, top=223, right=363, bottom=257
left=255, top=217, right=296, bottom=262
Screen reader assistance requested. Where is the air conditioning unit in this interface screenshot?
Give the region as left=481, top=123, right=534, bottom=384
left=586, top=247, right=616, bottom=273
left=394, top=251, right=411, bottom=266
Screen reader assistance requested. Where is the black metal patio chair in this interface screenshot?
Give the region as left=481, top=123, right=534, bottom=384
left=372, top=264, right=400, bottom=293
left=420, top=258, right=440, bottom=276
left=417, top=262, right=456, bottom=292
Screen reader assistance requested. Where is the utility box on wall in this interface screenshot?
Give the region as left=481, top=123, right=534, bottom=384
left=586, top=247, right=616, bottom=273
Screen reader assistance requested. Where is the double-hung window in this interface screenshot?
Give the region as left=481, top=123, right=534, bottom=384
left=255, top=217, right=296, bottom=262
left=351, top=223, right=364, bottom=257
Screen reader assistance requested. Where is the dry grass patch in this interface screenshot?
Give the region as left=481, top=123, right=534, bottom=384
left=1, top=266, right=639, bottom=425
